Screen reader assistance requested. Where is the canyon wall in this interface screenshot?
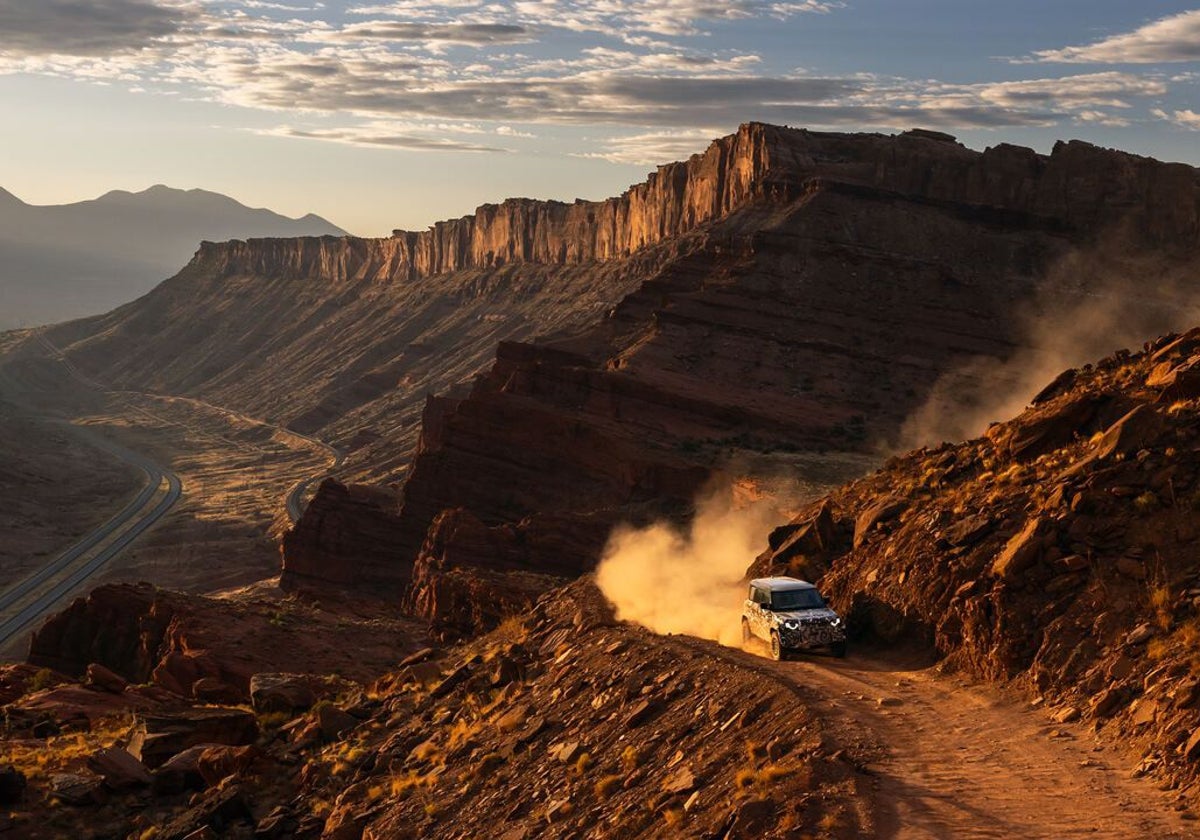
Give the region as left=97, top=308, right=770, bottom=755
left=278, top=126, right=1200, bottom=633
left=196, top=124, right=1199, bottom=288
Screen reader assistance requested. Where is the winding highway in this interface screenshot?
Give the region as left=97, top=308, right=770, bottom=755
left=0, top=331, right=337, bottom=650
left=285, top=437, right=345, bottom=522
left=0, top=423, right=182, bottom=648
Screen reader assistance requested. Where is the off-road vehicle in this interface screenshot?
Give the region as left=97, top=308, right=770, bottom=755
left=742, top=576, right=846, bottom=660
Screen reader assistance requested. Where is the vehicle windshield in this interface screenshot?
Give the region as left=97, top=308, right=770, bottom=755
left=770, top=588, right=825, bottom=611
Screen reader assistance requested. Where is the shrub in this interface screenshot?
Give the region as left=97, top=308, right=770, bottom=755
left=1133, top=492, right=1159, bottom=514
left=595, top=774, right=623, bottom=798
left=620, top=746, right=642, bottom=773
left=28, top=668, right=57, bottom=693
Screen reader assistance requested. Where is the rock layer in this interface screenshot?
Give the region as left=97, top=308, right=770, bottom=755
left=286, top=128, right=1200, bottom=624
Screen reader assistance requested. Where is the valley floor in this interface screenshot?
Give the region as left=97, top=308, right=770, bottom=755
left=685, top=637, right=1193, bottom=838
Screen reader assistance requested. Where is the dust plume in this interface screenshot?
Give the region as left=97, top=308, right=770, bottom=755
left=899, top=249, right=1200, bottom=449
left=595, top=482, right=790, bottom=647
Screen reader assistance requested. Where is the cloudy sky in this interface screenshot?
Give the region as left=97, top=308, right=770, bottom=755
left=2, top=1, right=1199, bottom=235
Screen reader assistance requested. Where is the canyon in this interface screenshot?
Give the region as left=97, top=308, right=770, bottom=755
left=3, top=123, right=1200, bottom=837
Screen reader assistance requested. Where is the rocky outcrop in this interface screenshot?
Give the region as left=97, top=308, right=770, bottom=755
left=1, top=581, right=873, bottom=839
left=753, top=329, right=1200, bottom=793
left=279, top=126, right=1200, bottom=635
left=27, top=583, right=422, bottom=700
left=279, top=480, right=406, bottom=593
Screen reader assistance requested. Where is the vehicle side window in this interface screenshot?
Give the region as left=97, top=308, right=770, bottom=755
left=751, top=586, right=768, bottom=605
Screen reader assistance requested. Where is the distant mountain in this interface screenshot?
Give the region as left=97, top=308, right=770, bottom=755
left=0, top=185, right=346, bottom=329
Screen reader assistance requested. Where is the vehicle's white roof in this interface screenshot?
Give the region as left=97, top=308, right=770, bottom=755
left=749, top=576, right=815, bottom=591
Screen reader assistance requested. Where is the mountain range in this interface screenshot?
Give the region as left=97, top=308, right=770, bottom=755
left=0, top=185, right=345, bottom=329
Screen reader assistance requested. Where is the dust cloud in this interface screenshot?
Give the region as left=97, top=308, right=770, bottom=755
left=899, top=251, right=1200, bottom=449
left=595, top=483, right=790, bottom=648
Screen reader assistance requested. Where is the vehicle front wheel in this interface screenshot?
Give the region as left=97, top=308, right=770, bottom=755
left=769, top=631, right=783, bottom=661
left=831, top=640, right=847, bottom=659
left=741, top=618, right=752, bottom=645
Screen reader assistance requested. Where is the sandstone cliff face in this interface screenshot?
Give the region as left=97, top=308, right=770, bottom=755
left=276, top=126, right=1200, bottom=631
left=190, top=124, right=1200, bottom=287
left=195, top=122, right=786, bottom=283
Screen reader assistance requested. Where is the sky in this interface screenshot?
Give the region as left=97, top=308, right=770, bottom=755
left=1, top=1, right=1199, bottom=236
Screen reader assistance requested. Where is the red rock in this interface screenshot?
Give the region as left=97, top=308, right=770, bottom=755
left=317, top=705, right=359, bottom=741
left=1185, top=729, right=1200, bottom=761
left=280, top=480, right=406, bottom=594
left=195, top=745, right=259, bottom=788
left=191, top=678, right=242, bottom=705
left=47, top=773, right=105, bottom=806
left=86, top=747, right=151, bottom=790
left=83, top=663, right=128, bottom=694
left=853, top=499, right=909, bottom=548
left=249, top=673, right=317, bottom=715
left=129, top=708, right=258, bottom=769
left=991, top=518, right=1044, bottom=580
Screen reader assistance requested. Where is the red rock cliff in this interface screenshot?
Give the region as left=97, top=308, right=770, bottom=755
left=194, top=124, right=1199, bottom=285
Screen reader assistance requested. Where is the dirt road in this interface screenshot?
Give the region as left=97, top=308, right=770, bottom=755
left=676, top=637, right=1192, bottom=839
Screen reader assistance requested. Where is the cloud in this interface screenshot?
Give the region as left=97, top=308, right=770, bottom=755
left=0, top=0, right=1179, bottom=161
left=1029, top=9, right=1200, bottom=63
left=259, top=122, right=510, bottom=151
left=577, top=128, right=728, bottom=164
left=1153, top=107, right=1200, bottom=129
left=0, top=0, right=196, bottom=57
left=321, top=21, right=531, bottom=45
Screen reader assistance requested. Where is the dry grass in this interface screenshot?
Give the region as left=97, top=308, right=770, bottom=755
left=736, top=762, right=796, bottom=794
left=594, top=774, right=624, bottom=798
left=491, top=615, right=529, bottom=646
left=5, top=716, right=131, bottom=780
left=411, top=740, right=442, bottom=764
left=1148, top=584, right=1174, bottom=631
left=390, top=771, right=435, bottom=798
left=620, top=745, right=642, bottom=773
left=446, top=717, right=480, bottom=751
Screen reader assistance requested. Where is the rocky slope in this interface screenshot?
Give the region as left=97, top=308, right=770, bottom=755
left=754, top=327, right=1200, bottom=796
left=0, top=581, right=874, bottom=839
left=279, top=125, right=1200, bottom=634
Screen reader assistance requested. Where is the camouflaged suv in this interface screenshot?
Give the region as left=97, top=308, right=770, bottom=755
left=742, top=576, right=847, bottom=660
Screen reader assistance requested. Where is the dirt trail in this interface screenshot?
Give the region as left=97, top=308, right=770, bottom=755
left=674, top=638, right=1192, bottom=839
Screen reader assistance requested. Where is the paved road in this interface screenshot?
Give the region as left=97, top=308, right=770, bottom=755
left=0, top=423, right=182, bottom=648
left=286, top=438, right=345, bottom=523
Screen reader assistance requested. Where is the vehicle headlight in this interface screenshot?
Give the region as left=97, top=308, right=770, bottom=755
left=830, top=617, right=842, bottom=627
left=783, top=619, right=799, bottom=630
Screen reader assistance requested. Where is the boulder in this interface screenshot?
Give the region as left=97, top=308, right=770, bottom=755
left=83, top=663, right=128, bottom=694
left=196, top=745, right=259, bottom=788
left=47, top=773, right=105, bottom=806
left=154, top=745, right=211, bottom=794
left=853, top=498, right=908, bottom=548
left=991, top=518, right=1044, bottom=580
left=191, top=677, right=243, bottom=705
left=129, top=708, right=258, bottom=769
left=318, top=704, right=360, bottom=741
left=250, top=673, right=317, bottom=715
left=86, top=747, right=152, bottom=790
